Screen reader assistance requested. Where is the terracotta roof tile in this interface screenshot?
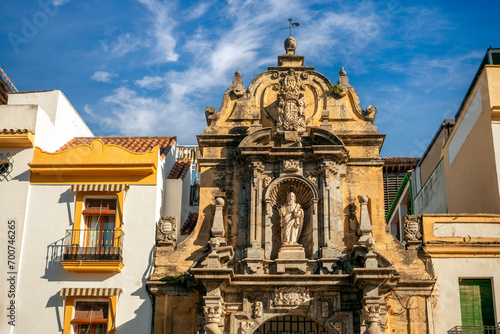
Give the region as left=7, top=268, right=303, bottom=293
left=167, top=160, right=191, bottom=180
left=180, top=211, right=198, bottom=235
left=1, top=129, right=33, bottom=134
left=57, top=136, right=176, bottom=159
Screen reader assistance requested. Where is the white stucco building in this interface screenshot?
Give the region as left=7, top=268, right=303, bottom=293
left=1, top=88, right=198, bottom=333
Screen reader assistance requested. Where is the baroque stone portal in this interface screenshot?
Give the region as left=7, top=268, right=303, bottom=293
left=148, top=36, right=435, bottom=334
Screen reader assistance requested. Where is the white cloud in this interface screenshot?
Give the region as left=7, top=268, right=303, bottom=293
left=91, top=71, right=117, bottom=83
left=100, top=33, right=145, bottom=57
left=184, top=2, right=211, bottom=21
left=136, top=0, right=179, bottom=62
left=135, top=76, right=163, bottom=88
left=53, top=0, right=70, bottom=5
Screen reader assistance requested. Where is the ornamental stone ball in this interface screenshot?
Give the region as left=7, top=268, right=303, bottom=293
left=284, top=36, right=297, bottom=55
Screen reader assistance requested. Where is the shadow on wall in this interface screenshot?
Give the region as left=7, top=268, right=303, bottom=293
left=116, top=246, right=155, bottom=333
left=46, top=291, right=64, bottom=332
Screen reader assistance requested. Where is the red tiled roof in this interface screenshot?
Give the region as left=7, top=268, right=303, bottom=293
left=180, top=211, right=198, bottom=235
left=167, top=160, right=191, bottom=180
left=57, top=136, right=176, bottom=159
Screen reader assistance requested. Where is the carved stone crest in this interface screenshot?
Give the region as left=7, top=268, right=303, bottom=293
left=283, top=159, right=299, bottom=172
left=156, top=216, right=177, bottom=246
left=403, top=215, right=422, bottom=242
left=273, top=287, right=311, bottom=307
left=275, top=69, right=306, bottom=132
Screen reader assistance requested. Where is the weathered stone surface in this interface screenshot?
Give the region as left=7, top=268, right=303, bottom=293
left=148, top=37, right=434, bottom=334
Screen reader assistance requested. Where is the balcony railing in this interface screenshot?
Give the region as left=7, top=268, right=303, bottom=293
left=449, top=326, right=500, bottom=334
left=62, top=229, right=124, bottom=261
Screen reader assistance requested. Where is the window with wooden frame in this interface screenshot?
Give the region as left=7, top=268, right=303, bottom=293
left=83, top=198, right=117, bottom=250
left=61, top=191, right=125, bottom=272
left=72, top=301, right=109, bottom=334
left=459, top=279, right=495, bottom=328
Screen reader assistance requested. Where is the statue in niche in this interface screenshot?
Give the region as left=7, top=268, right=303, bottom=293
left=279, top=192, right=304, bottom=245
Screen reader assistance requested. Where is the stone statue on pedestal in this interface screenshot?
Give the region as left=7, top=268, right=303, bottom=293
left=279, top=192, right=303, bottom=245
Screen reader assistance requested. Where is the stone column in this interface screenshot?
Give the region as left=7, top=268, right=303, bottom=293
left=319, top=159, right=345, bottom=272
left=361, top=286, right=382, bottom=334
left=203, top=286, right=225, bottom=334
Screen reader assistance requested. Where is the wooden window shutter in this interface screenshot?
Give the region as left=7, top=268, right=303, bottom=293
left=73, top=302, right=109, bottom=324
left=459, top=279, right=495, bottom=327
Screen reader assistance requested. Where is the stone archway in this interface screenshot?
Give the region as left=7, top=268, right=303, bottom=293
left=253, top=315, right=334, bottom=334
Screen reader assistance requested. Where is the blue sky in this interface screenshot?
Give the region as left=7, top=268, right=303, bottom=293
left=1, top=0, right=499, bottom=157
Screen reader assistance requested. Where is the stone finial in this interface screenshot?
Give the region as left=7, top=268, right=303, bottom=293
left=212, top=197, right=225, bottom=238
left=284, top=36, right=297, bottom=55
left=357, top=195, right=373, bottom=245
left=339, top=66, right=349, bottom=85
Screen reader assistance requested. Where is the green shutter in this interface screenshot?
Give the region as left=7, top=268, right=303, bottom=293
left=459, top=279, right=495, bottom=327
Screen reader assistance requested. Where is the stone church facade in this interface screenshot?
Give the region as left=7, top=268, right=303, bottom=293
left=148, top=38, right=434, bottom=334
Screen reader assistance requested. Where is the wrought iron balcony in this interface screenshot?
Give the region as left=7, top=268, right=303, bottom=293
left=62, top=229, right=124, bottom=261
left=449, top=326, right=500, bottom=334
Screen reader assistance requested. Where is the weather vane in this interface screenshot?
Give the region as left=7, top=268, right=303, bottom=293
left=280, top=18, right=300, bottom=37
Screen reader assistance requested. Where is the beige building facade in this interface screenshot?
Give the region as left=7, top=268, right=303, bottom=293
left=148, top=38, right=435, bottom=334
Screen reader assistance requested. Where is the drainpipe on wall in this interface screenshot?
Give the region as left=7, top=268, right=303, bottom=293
left=385, top=172, right=414, bottom=222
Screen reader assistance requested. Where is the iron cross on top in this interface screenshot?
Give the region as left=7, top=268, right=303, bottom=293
left=280, top=18, right=300, bottom=36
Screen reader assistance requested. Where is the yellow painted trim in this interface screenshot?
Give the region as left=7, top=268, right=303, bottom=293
left=29, top=139, right=158, bottom=184
left=0, top=132, right=34, bottom=147
left=424, top=244, right=500, bottom=257
left=62, top=295, right=117, bottom=334
left=73, top=191, right=124, bottom=231
left=63, top=296, right=74, bottom=334
left=60, top=260, right=124, bottom=273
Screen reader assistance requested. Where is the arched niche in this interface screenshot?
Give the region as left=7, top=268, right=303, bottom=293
left=264, top=175, right=319, bottom=260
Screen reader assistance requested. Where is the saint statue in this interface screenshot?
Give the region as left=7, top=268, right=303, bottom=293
left=279, top=192, right=304, bottom=245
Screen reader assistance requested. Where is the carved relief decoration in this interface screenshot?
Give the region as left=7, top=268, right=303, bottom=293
left=263, top=176, right=272, bottom=188
left=204, top=305, right=223, bottom=323
left=253, top=301, right=263, bottom=318
left=361, top=305, right=380, bottom=323
left=275, top=69, right=307, bottom=132
left=322, top=302, right=329, bottom=318
left=330, top=322, right=343, bottom=334
left=156, top=216, right=177, bottom=246
left=403, top=215, right=422, bottom=242
left=273, top=287, right=311, bottom=307
left=283, top=159, right=299, bottom=173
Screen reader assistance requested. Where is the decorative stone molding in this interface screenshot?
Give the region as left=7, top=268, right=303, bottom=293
left=156, top=216, right=177, bottom=246
left=204, top=305, right=223, bottom=323
left=263, top=176, right=272, bottom=188
left=322, top=301, right=329, bottom=318
left=253, top=301, right=263, bottom=318
left=403, top=215, right=422, bottom=249
left=331, top=321, right=343, bottom=334
left=283, top=159, right=300, bottom=173
left=362, top=305, right=380, bottom=322
left=273, top=287, right=311, bottom=308
left=239, top=321, right=253, bottom=334
left=232, top=71, right=246, bottom=98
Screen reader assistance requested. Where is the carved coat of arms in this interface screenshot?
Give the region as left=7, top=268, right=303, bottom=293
left=275, top=69, right=307, bottom=132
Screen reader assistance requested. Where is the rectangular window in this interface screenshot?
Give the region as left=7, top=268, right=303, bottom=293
left=459, top=279, right=495, bottom=328
left=72, top=301, right=109, bottom=334
left=83, top=198, right=117, bottom=249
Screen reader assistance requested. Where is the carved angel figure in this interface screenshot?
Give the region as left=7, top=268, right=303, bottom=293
left=279, top=192, right=304, bottom=245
